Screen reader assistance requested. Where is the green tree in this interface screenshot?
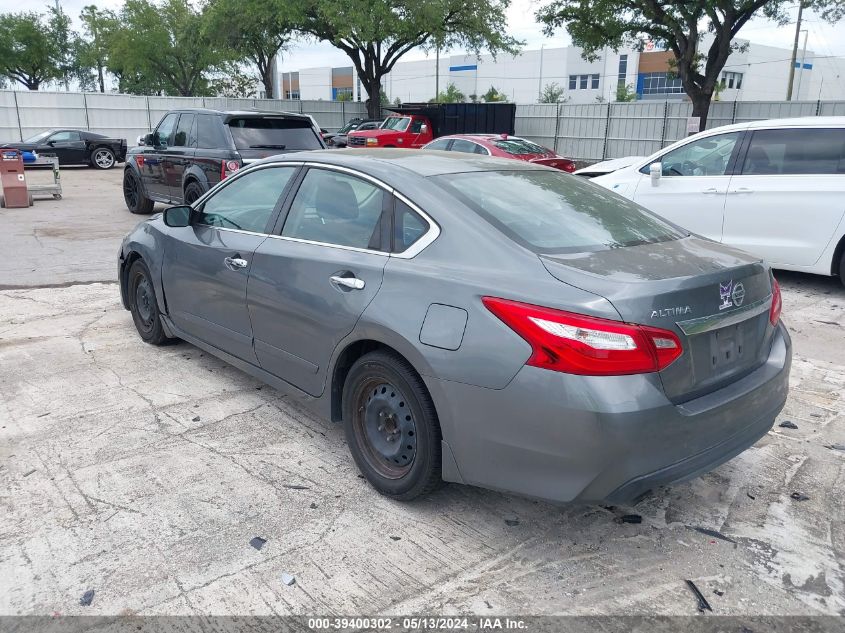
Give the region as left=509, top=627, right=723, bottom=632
left=537, top=0, right=842, bottom=130
left=481, top=85, right=507, bottom=102
left=208, top=62, right=259, bottom=97
left=615, top=82, right=636, bottom=102
left=299, top=0, right=521, bottom=118
left=205, top=0, right=295, bottom=99
left=0, top=11, right=65, bottom=89
left=431, top=82, right=466, bottom=103
left=539, top=82, right=565, bottom=103
left=78, top=5, right=117, bottom=93
left=107, top=0, right=228, bottom=96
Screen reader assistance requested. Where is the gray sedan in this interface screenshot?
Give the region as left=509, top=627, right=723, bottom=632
left=118, top=150, right=791, bottom=503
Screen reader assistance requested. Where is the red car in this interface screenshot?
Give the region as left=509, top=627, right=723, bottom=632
left=422, top=134, right=576, bottom=172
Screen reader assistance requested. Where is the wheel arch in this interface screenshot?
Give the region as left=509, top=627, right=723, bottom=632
left=182, top=164, right=210, bottom=197
left=830, top=231, right=845, bottom=278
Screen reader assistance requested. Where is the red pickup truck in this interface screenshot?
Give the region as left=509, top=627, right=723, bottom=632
left=347, top=103, right=516, bottom=149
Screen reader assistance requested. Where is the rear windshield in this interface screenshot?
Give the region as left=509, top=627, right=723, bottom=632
left=493, top=139, right=549, bottom=155
left=228, top=117, right=322, bottom=150
left=434, top=170, right=685, bottom=254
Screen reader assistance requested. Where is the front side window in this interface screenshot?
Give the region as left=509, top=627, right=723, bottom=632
left=196, top=167, right=296, bottom=233
left=49, top=131, right=81, bottom=142
left=228, top=117, right=322, bottom=151
left=656, top=132, right=740, bottom=177
left=435, top=170, right=684, bottom=254
left=741, top=128, right=845, bottom=175
left=173, top=114, right=195, bottom=147
left=154, top=113, right=179, bottom=147
left=382, top=117, right=410, bottom=131
left=409, top=118, right=424, bottom=134
left=282, top=169, right=386, bottom=250
left=425, top=138, right=451, bottom=151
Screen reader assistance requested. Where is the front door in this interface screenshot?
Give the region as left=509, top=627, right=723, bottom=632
left=41, top=131, right=86, bottom=164
left=632, top=131, right=743, bottom=241
left=162, top=165, right=298, bottom=361
left=722, top=127, right=845, bottom=268
left=248, top=166, right=390, bottom=396
left=143, top=112, right=179, bottom=200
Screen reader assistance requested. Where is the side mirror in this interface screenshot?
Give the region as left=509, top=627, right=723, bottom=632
left=144, top=133, right=155, bottom=146
left=47, top=140, right=56, bottom=147
left=163, top=205, right=192, bottom=227
left=650, top=162, right=662, bottom=187
left=136, top=135, right=146, bottom=146
left=420, top=124, right=428, bottom=134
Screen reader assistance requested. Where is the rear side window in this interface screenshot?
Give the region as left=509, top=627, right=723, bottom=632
left=196, top=115, right=228, bottom=149
left=394, top=199, right=428, bottom=253
left=282, top=169, right=386, bottom=250
left=228, top=117, right=322, bottom=151
left=435, top=170, right=685, bottom=254
left=450, top=139, right=481, bottom=154
left=741, top=128, right=845, bottom=175
left=493, top=139, right=548, bottom=155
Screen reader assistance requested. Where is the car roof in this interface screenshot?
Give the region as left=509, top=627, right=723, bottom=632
left=163, top=107, right=311, bottom=120
left=265, top=148, right=547, bottom=178
left=437, top=134, right=528, bottom=143
left=692, top=116, right=845, bottom=136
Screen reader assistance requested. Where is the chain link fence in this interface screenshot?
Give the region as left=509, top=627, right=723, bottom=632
left=0, top=91, right=370, bottom=144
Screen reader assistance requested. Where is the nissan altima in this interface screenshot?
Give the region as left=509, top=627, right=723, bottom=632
left=118, top=150, right=791, bottom=503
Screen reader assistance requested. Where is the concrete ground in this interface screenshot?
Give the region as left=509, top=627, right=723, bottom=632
left=1, top=169, right=844, bottom=617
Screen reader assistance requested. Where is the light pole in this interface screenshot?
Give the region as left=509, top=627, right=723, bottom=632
left=795, top=29, right=809, bottom=99
left=786, top=1, right=804, bottom=100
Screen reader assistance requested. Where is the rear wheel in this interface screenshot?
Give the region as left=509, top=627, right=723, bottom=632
left=128, top=260, right=172, bottom=345
left=92, top=147, right=116, bottom=169
left=342, top=350, right=442, bottom=500
left=839, top=250, right=845, bottom=287
left=123, top=169, right=154, bottom=214
left=183, top=181, right=204, bottom=205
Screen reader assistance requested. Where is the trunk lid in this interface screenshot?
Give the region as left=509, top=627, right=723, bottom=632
left=540, top=236, right=776, bottom=403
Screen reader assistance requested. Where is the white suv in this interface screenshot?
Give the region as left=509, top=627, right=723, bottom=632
left=593, top=117, right=845, bottom=284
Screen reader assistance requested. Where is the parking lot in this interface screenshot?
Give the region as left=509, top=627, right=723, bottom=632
left=1, top=167, right=844, bottom=617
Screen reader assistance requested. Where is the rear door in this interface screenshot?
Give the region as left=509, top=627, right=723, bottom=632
left=142, top=112, right=179, bottom=200
left=247, top=166, right=390, bottom=396
left=162, top=165, right=298, bottom=361
left=631, top=131, right=744, bottom=240
left=163, top=113, right=196, bottom=201
left=722, top=127, right=845, bottom=268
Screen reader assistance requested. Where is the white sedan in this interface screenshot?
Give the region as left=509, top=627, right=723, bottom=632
left=593, top=117, right=845, bottom=284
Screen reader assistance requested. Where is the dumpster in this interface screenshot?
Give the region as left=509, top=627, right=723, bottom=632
left=0, top=149, right=33, bottom=208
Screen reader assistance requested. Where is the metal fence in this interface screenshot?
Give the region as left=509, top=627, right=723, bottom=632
left=0, top=90, right=370, bottom=144
left=515, top=99, right=845, bottom=163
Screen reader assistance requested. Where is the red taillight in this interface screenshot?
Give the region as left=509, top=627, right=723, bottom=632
left=562, top=160, right=576, bottom=173
left=482, top=297, right=683, bottom=376
left=221, top=159, right=240, bottom=180
left=769, top=278, right=782, bottom=326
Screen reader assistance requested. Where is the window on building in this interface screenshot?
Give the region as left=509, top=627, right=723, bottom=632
left=721, top=71, right=743, bottom=90
left=640, top=72, right=685, bottom=96
left=591, top=74, right=600, bottom=89
left=285, top=90, right=300, bottom=100
left=569, top=75, right=577, bottom=90
left=334, top=87, right=353, bottom=100
left=570, top=74, right=601, bottom=90
left=579, top=75, right=588, bottom=89
left=617, top=54, right=628, bottom=88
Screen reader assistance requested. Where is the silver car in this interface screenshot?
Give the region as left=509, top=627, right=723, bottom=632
left=118, top=150, right=791, bottom=503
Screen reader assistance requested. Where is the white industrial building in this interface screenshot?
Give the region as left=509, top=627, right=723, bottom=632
left=278, top=38, right=845, bottom=104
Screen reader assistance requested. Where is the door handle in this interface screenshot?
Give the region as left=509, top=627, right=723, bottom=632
left=701, top=187, right=722, bottom=194
left=224, top=256, right=248, bottom=270
left=729, top=187, right=754, bottom=194
left=330, top=275, right=365, bottom=290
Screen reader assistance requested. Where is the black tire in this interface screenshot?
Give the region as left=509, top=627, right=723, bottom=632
left=123, top=169, right=154, bottom=214
left=183, top=180, right=204, bottom=205
left=342, top=350, right=442, bottom=500
left=1, top=195, right=5, bottom=208
left=91, top=147, right=116, bottom=169
left=839, top=251, right=845, bottom=287
left=127, top=260, right=172, bottom=345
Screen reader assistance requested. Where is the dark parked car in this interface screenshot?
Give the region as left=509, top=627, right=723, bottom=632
left=119, top=150, right=790, bottom=503
left=1, top=129, right=127, bottom=169
left=122, top=108, right=325, bottom=214
left=328, top=119, right=383, bottom=148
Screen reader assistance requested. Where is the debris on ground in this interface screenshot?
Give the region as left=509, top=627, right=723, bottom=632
left=249, top=537, right=267, bottom=550
left=790, top=492, right=810, bottom=501
left=390, top=536, right=401, bottom=541
left=192, top=416, right=200, bottom=422
left=22, top=469, right=37, bottom=477
left=778, top=420, right=798, bottom=429
left=37, top=412, right=51, bottom=418
left=280, top=572, right=296, bottom=586
left=619, top=514, right=642, bottom=524
left=684, top=580, right=713, bottom=612
left=686, top=526, right=736, bottom=544
left=283, top=484, right=309, bottom=490
left=826, top=443, right=845, bottom=452
left=309, top=502, right=318, bottom=509
left=504, top=515, right=520, bottom=527
left=746, top=492, right=756, bottom=500
left=713, top=589, right=725, bottom=597
left=79, top=590, right=95, bottom=606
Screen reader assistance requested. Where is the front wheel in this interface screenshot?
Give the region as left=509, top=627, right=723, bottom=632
left=128, top=260, right=172, bottom=345
left=92, top=147, right=116, bottom=169
left=123, top=170, right=154, bottom=214
left=343, top=350, right=442, bottom=500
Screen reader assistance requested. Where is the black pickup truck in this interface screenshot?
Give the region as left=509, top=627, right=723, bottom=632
left=2, top=129, right=127, bottom=169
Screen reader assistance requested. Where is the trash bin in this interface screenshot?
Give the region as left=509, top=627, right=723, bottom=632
left=0, top=149, right=33, bottom=208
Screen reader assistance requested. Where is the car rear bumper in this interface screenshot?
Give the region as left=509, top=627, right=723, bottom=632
left=427, top=323, right=791, bottom=504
